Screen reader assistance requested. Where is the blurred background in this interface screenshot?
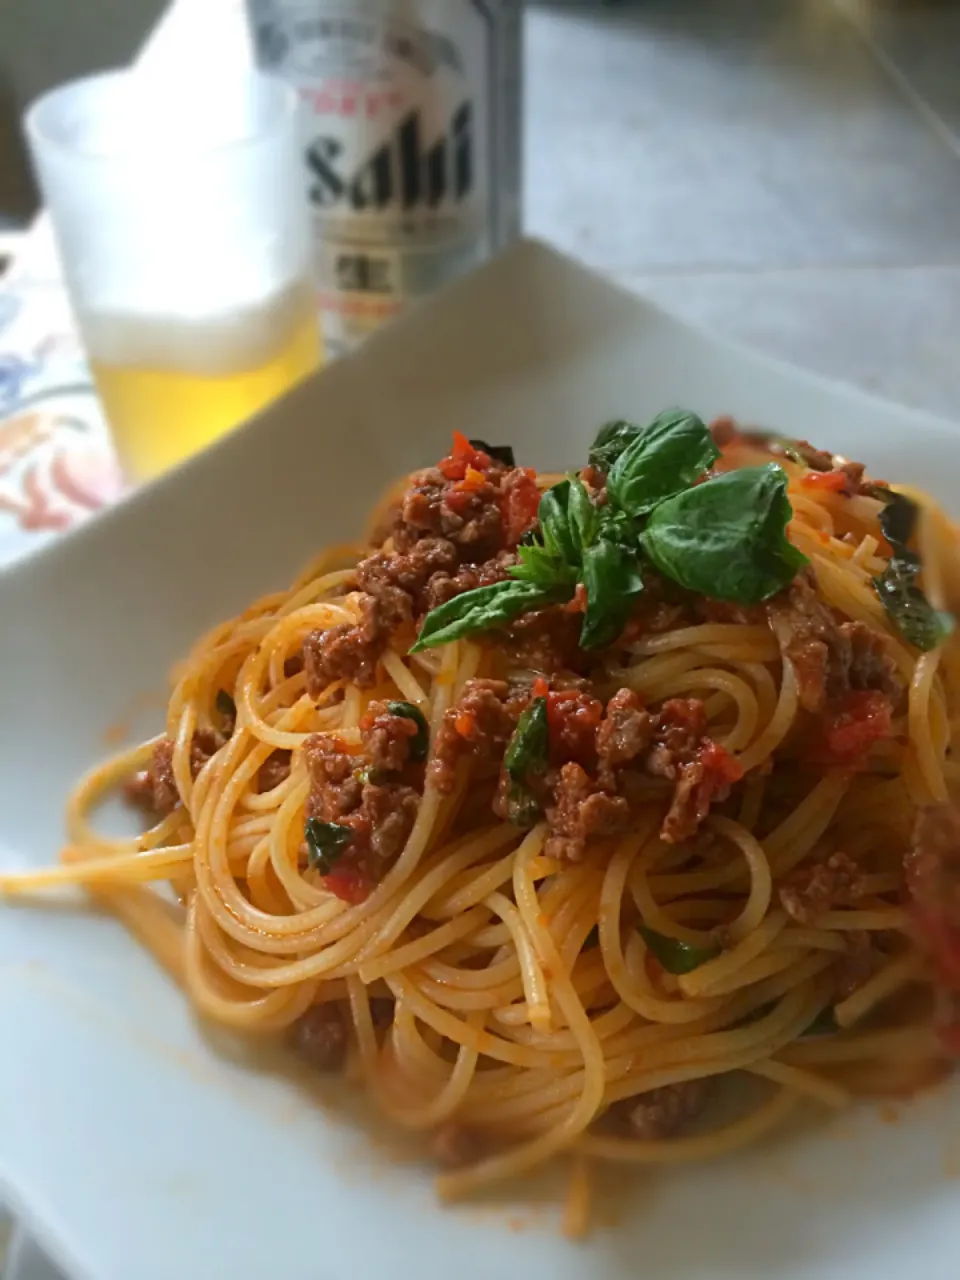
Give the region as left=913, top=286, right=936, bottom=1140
left=4, top=0, right=960, bottom=415
left=1, top=0, right=960, bottom=557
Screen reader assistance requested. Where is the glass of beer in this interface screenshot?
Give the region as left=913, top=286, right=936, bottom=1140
left=25, top=69, right=322, bottom=481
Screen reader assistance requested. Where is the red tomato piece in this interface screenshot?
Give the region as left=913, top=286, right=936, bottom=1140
left=808, top=690, right=893, bottom=766
left=500, top=467, right=540, bottom=546
left=801, top=470, right=851, bottom=495
left=323, top=864, right=370, bottom=905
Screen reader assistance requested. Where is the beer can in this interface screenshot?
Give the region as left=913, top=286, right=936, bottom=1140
left=245, top=1, right=523, bottom=356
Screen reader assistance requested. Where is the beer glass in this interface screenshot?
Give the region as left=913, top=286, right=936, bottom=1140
left=26, top=69, right=323, bottom=481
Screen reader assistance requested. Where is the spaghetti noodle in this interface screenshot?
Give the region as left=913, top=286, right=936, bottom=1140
left=5, top=411, right=960, bottom=1228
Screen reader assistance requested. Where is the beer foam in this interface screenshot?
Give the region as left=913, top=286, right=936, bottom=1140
left=80, top=278, right=315, bottom=375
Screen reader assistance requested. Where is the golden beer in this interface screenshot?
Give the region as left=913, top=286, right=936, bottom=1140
left=86, top=282, right=322, bottom=481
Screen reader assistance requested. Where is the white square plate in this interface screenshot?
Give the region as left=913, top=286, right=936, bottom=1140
left=2, top=240, right=959, bottom=1280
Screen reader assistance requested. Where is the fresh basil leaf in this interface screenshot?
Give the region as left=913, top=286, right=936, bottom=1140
left=873, top=491, right=954, bottom=651
left=469, top=438, right=515, bottom=467
left=568, top=474, right=601, bottom=555
left=643, top=464, right=808, bottom=605
left=305, top=817, right=353, bottom=874
left=580, top=539, right=644, bottom=649
left=503, top=696, right=549, bottom=829
left=215, top=689, right=236, bottom=721
left=873, top=558, right=954, bottom=651
left=538, top=480, right=578, bottom=564
left=385, top=700, right=429, bottom=762
left=588, top=419, right=643, bottom=473
left=411, top=580, right=569, bottom=652
left=510, top=544, right=579, bottom=588
left=607, top=409, right=719, bottom=518
left=504, top=696, right=549, bottom=784
left=802, top=1006, right=838, bottom=1037
left=638, top=925, right=720, bottom=975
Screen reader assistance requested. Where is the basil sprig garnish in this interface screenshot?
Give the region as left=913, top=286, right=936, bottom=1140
left=469, top=438, right=515, bottom=467
left=638, top=924, right=720, bottom=975
left=644, top=464, right=808, bottom=605
left=412, top=410, right=808, bottom=653
left=304, top=817, right=353, bottom=873
left=872, top=491, right=953, bottom=651
left=385, top=700, right=429, bottom=762
left=502, top=696, right=550, bottom=827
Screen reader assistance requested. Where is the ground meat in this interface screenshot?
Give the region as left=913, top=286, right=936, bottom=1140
left=357, top=537, right=458, bottom=609
left=304, top=734, right=363, bottom=820
left=258, top=750, right=291, bottom=793
left=504, top=603, right=588, bottom=673
left=393, top=464, right=505, bottom=560
left=644, top=698, right=706, bottom=781
left=624, top=1079, right=711, bottom=1140
left=303, top=625, right=378, bottom=694
left=362, top=782, right=420, bottom=862
left=596, top=688, right=652, bottom=780
left=779, top=851, right=868, bottom=924
left=766, top=570, right=899, bottom=714
left=124, top=736, right=179, bottom=815
left=841, top=620, right=900, bottom=698
left=360, top=700, right=419, bottom=773
left=429, top=678, right=523, bottom=792
left=284, top=654, right=305, bottom=679
left=431, top=1122, right=483, bottom=1169
left=420, top=552, right=513, bottom=612
left=639, top=700, right=743, bottom=844
left=125, top=727, right=227, bottom=816
left=291, top=1003, right=348, bottom=1072
left=544, top=761, right=631, bottom=861
left=190, top=727, right=225, bottom=776
left=303, top=733, right=418, bottom=898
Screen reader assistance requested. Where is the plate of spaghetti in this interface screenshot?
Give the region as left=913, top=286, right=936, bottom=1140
left=2, top=242, right=960, bottom=1280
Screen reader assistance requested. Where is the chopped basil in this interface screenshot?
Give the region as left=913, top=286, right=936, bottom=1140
left=638, top=924, right=720, bottom=974
left=469, top=438, right=515, bottom=467
left=503, top=696, right=549, bottom=828
left=644, top=464, right=808, bottom=605
left=385, top=700, right=429, bottom=762
left=411, top=580, right=569, bottom=651
left=607, top=409, right=719, bottom=517
left=504, top=696, right=549, bottom=784
left=304, top=817, right=353, bottom=873
left=580, top=538, right=644, bottom=649
left=215, top=689, right=236, bottom=721
left=873, top=491, right=954, bottom=651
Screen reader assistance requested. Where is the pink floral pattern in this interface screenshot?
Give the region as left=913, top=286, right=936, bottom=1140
left=0, top=282, right=123, bottom=563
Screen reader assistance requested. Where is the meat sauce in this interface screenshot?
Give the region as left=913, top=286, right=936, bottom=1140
left=132, top=427, right=904, bottom=915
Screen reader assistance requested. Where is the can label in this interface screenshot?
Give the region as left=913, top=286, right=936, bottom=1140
left=248, top=2, right=521, bottom=355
